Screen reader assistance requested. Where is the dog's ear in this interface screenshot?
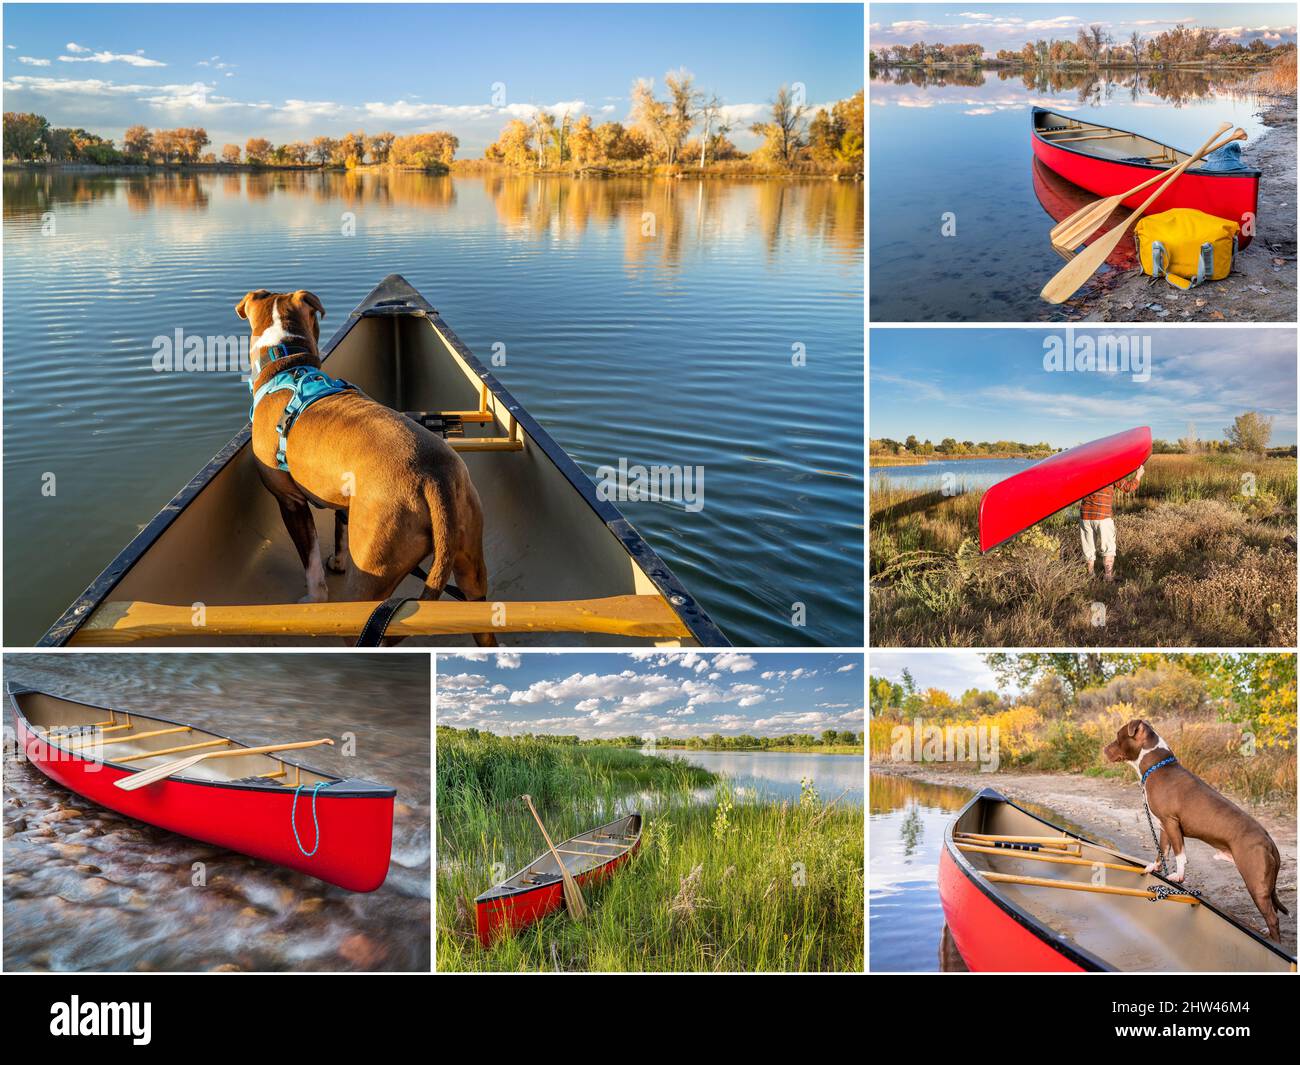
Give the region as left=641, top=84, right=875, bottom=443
left=1126, top=720, right=1143, bottom=738
left=236, top=289, right=269, bottom=320
left=292, top=290, right=325, bottom=321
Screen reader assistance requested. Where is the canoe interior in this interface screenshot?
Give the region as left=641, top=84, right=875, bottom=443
left=66, top=300, right=686, bottom=646
left=1034, top=109, right=1197, bottom=167
left=479, top=813, right=642, bottom=900
left=954, top=795, right=1292, bottom=972
left=13, top=690, right=335, bottom=788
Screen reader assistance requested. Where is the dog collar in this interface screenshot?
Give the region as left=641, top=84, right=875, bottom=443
left=250, top=341, right=315, bottom=378
left=1140, top=755, right=1177, bottom=784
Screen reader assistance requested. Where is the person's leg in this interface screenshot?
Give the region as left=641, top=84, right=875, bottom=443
left=1100, top=518, right=1117, bottom=581
left=1079, top=519, right=1097, bottom=575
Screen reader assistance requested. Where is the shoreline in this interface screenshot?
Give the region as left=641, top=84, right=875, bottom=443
left=1055, top=90, right=1297, bottom=323
left=871, top=761, right=1297, bottom=953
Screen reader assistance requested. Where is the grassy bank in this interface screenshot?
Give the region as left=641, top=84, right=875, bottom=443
left=435, top=730, right=864, bottom=971
left=870, top=452, right=1297, bottom=646
left=870, top=451, right=1050, bottom=467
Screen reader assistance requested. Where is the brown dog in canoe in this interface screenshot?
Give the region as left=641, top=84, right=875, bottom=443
left=1104, top=719, right=1287, bottom=941
left=237, top=288, right=496, bottom=645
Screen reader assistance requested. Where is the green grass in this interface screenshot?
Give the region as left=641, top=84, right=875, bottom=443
left=435, top=731, right=864, bottom=972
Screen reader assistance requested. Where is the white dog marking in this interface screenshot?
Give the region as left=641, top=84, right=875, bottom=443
left=252, top=298, right=304, bottom=353
left=300, top=541, right=328, bottom=603
left=1128, top=729, right=1172, bottom=777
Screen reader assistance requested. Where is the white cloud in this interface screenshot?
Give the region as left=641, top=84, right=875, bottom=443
left=712, top=653, right=756, bottom=674
left=18, top=57, right=52, bottom=67
left=496, top=653, right=522, bottom=670
left=60, top=44, right=166, bottom=68
left=837, top=662, right=858, bottom=673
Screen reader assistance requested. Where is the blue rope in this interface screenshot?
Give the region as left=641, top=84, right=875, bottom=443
left=291, top=781, right=331, bottom=857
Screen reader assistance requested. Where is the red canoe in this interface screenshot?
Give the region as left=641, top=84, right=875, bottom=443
left=8, top=684, right=394, bottom=892
left=978, top=426, right=1151, bottom=552
left=476, top=813, right=641, bottom=945
left=1031, top=107, right=1260, bottom=249
left=940, top=789, right=1294, bottom=972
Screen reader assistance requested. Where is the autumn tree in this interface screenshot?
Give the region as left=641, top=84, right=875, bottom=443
left=285, top=141, right=310, bottom=165
left=695, top=92, right=728, bottom=167
left=336, top=130, right=366, bottom=167
left=220, top=143, right=241, bottom=164
left=568, top=114, right=601, bottom=167
left=122, top=124, right=152, bottom=163
left=486, top=119, right=534, bottom=168
left=309, top=136, right=337, bottom=165
left=244, top=137, right=272, bottom=165
left=390, top=131, right=458, bottom=169
left=631, top=73, right=695, bottom=165
left=750, top=84, right=808, bottom=167
left=366, top=132, right=395, bottom=164
left=807, top=89, right=864, bottom=174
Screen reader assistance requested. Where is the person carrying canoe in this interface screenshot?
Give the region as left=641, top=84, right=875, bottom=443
left=1079, top=465, right=1144, bottom=581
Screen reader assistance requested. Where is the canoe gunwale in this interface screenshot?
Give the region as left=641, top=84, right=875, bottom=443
left=944, top=787, right=1296, bottom=970
left=37, top=274, right=727, bottom=647
left=7, top=683, right=395, bottom=799
left=475, top=813, right=643, bottom=903
left=1030, top=107, right=1263, bottom=179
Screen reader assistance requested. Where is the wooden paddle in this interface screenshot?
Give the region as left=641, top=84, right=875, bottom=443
left=1040, top=121, right=1233, bottom=305
left=1050, top=126, right=1247, bottom=254
left=115, top=737, right=334, bottom=791
left=522, top=793, right=588, bottom=920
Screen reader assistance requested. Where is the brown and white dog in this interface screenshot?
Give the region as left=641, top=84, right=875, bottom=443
left=237, top=289, right=496, bottom=645
left=1104, top=719, right=1287, bottom=941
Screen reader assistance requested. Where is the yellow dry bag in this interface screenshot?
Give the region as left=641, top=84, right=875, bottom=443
left=1133, top=208, right=1238, bottom=291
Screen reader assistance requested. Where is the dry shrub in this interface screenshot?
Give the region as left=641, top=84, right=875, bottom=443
left=1163, top=547, right=1297, bottom=645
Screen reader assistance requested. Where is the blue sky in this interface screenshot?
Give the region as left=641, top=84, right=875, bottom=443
left=2, top=3, right=864, bottom=152
left=436, top=652, right=863, bottom=738
left=870, top=329, right=1297, bottom=448
left=870, top=4, right=1295, bottom=51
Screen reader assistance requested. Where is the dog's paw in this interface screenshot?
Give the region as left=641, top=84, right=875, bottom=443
left=1143, top=862, right=1158, bottom=874
left=326, top=553, right=347, bottom=574
left=1167, top=871, right=1185, bottom=883
left=299, top=590, right=328, bottom=604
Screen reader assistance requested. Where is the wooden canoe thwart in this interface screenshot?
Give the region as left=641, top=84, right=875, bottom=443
left=1030, top=107, right=1261, bottom=248
left=476, top=813, right=642, bottom=946
left=75, top=595, right=692, bottom=644
left=8, top=684, right=395, bottom=892
left=939, top=789, right=1296, bottom=972
left=40, top=275, right=724, bottom=648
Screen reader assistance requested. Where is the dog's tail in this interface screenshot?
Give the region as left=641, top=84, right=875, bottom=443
left=420, top=481, right=454, bottom=600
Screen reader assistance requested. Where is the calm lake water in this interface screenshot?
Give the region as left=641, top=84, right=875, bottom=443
left=869, top=771, right=1104, bottom=972
left=2, top=171, right=863, bottom=645
left=869, top=68, right=1270, bottom=321
left=870, top=456, right=1041, bottom=491
left=2, top=653, right=430, bottom=972
left=672, top=748, right=864, bottom=806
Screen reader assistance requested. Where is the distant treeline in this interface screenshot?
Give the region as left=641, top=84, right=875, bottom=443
left=871, top=27, right=1294, bottom=70
left=871, top=436, right=1054, bottom=458
left=437, top=725, right=859, bottom=749
left=482, top=74, right=863, bottom=176
left=2, top=113, right=457, bottom=171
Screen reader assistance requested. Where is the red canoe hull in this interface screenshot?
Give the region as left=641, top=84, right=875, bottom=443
left=978, top=426, right=1152, bottom=552
left=476, top=830, right=641, bottom=945
left=939, top=842, right=1087, bottom=972
left=1031, top=109, right=1259, bottom=249
left=15, top=717, right=394, bottom=892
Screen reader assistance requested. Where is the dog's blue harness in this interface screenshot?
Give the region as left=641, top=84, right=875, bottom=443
left=249, top=343, right=356, bottom=472
left=1141, top=755, right=1177, bottom=784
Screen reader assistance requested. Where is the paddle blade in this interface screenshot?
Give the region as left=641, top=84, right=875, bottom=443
left=562, top=873, right=588, bottom=920
left=1040, top=223, right=1128, bottom=303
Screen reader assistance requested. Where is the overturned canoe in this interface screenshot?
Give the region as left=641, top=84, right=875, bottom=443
left=978, top=426, right=1151, bottom=552
left=40, top=275, right=724, bottom=647
left=940, top=789, right=1294, bottom=972
left=1031, top=108, right=1260, bottom=248
left=8, top=684, right=394, bottom=891
left=476, top=813, right=642, bottom=945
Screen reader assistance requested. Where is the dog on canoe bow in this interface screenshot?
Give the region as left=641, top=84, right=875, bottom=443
left=237, top=289, right=497, bottom=645
left=1104, top=719, right=1287, bottom=941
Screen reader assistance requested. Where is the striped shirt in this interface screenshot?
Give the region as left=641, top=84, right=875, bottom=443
left=1080, top=476, right=1139, bottom=520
